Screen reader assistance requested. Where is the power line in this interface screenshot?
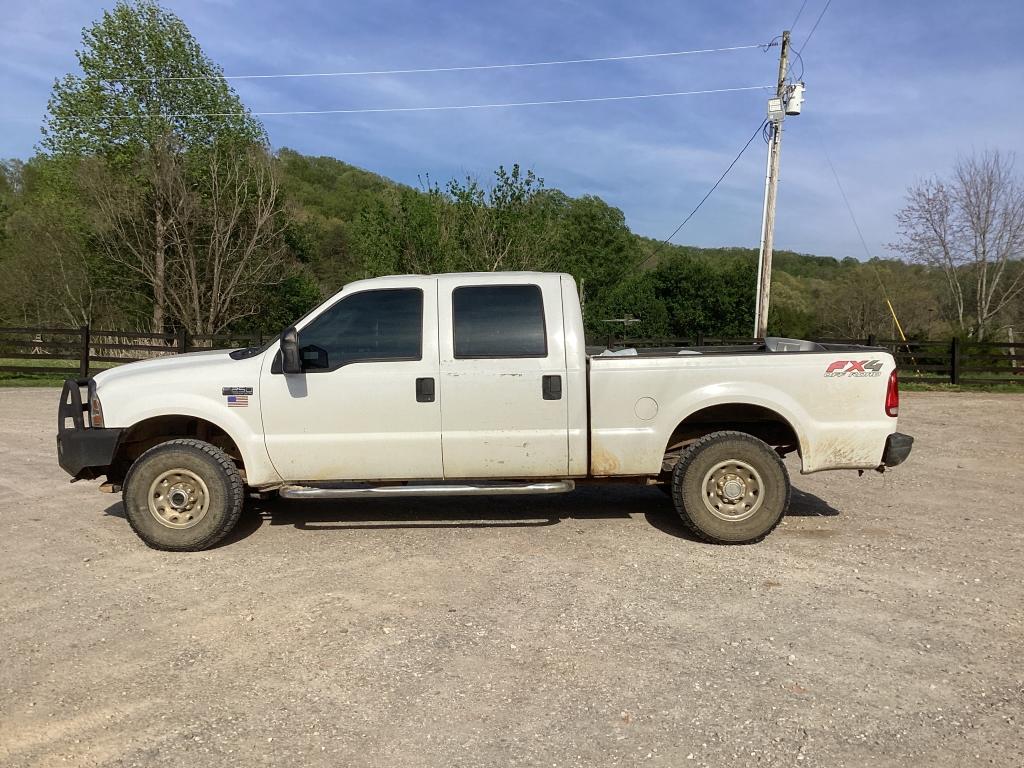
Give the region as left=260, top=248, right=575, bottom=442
left=42, top=85, right=772, bottom=121
left=781, top=0, right=828, bottom=82
left=790, top=0, right=810, bottom=33
left=107, top=43, right=769, bottom=82
left=816, top=130, right=873, bottom=261
left=636, top=118, right=769, bottom=270
left=814, top=126, right=917, bottom=352
left=798, top=0, right=834, bottom=54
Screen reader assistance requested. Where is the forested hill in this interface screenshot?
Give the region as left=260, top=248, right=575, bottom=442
left=638, top=240, right=855, bottom=280
left=0, top=147, right=946, bottom=340
left=273, top=151, right=942, bottom=341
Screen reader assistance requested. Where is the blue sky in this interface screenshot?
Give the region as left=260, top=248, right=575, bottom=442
left=2, top=0, right=1023, bottom=259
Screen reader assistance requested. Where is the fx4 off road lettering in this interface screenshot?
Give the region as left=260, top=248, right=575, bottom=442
left=825, top=359, right=884, bottom=378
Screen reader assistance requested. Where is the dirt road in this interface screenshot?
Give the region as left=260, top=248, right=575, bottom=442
left=1, top=389, right=1022, bottom=767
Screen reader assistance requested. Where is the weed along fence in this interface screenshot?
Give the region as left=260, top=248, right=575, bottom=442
left=1, top=325, right=1021, bottom=386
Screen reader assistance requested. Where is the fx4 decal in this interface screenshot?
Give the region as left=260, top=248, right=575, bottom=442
left=825, top=360, right=884, bottom=378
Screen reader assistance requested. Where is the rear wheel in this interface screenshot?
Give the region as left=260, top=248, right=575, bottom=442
left=670, top=431, right=790, bottom=543
left=122, top=439, right=244, bottom=551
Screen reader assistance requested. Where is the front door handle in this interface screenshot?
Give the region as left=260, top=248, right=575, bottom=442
left=542, top=374, right=562, bottom=401
left=416, top=377, right=435, bottom=403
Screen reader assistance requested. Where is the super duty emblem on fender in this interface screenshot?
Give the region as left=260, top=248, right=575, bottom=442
left=825, top=360, right=884, bottom=378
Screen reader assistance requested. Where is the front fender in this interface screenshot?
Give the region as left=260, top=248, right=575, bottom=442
left=107, top=395, right=280, bottom=486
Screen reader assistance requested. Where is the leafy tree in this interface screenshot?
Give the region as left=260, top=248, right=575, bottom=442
left=554, top=195, right=639, bottom=304
left=350, top=164, right=563, bottom=277
left=42, top=0, right=263, bottom=161
left=0, top=156, right=122, bottom=326
left=41, top=0, right=267, bottom=333
left=651, top=255, right=755, bottom=338
left=233, top=271, right=322, bottom=335
left=585, top=272, right=670, bottom=341
left=0, top=161, right=17, bottom=251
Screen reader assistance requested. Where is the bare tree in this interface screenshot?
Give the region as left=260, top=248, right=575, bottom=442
left=894, top=150, right=1024, bottom=340
left=85, top=143, right=290, bottom=336
left=79, top=140, right=185, bottom=333
left=164, top=147, right=290, bottom=334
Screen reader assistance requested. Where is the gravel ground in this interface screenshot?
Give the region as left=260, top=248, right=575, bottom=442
left=1, top=388, right=1022, bottom=767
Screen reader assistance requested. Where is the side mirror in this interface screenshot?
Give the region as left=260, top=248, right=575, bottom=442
left=280, top=326, right=302, bottom=374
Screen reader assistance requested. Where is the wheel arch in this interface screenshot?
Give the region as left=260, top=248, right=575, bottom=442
left=109, top=414, right=246, bottom=483
left=661, top=401, right=803, bottom=473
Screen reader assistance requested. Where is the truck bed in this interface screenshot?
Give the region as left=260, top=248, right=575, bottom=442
left=586, top=337, right=896, bottom=476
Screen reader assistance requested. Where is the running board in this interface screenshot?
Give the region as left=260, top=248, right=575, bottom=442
left=278, top=480, right=575, bottom=500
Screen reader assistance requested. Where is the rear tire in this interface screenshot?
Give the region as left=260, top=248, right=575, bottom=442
left=670, top=431, right=790, bottom=544
left=122, top=439, right=244, bottom=551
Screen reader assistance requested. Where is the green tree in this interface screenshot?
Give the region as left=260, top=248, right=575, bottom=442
left=554, top=195, right=639, bottom=305
left=41, top=0, right=267, bottom=333
left=0, top=161, right=17, bottom=251
left=351, top=165, right=562, bottom=277
left=652, top=255, right=756, bottom=338
left=585, top=272, right=670, bottom=341
left=42, top=0, right=263, bottom=161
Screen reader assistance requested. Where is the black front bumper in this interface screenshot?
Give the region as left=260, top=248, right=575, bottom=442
left=57, top=379, right=122, bottom=480
left=882, top=432, right=914, bottom=467
left=57, top=428, right=122, bottom=480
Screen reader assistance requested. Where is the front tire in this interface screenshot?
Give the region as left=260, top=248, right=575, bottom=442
left=122, top=439, right=244, bottom=551
left=670, top=431, right=790, bottom=544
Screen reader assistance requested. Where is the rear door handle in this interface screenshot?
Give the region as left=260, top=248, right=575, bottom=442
left=542, top=374, right=562, bottom=400
left=416, top=377, right=435, bottom=403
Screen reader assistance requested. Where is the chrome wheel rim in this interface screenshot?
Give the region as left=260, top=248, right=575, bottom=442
left=701, top=459, right=764, bottom=522
left=148, top=469, right=210, bottom=529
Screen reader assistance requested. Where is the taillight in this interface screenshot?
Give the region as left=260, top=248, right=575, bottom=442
left=885, top=370, right=899, bottom=417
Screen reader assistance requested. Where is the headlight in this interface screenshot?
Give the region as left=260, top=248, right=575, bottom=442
left=88, top=382, right=104, bottom=428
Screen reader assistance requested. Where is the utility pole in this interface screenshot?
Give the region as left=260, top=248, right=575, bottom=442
left=754, top=30, right=794, bottom=339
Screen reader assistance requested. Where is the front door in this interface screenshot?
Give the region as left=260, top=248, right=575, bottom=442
left=436, top=275, right=570, bottom=478
left=260, top=278, right=442, bottom=482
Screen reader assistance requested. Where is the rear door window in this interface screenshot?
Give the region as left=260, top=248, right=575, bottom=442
left=452, top=285, right=547, bottom=358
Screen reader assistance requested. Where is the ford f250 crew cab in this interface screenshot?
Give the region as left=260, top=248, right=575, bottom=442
left=57, top=272, right=913, bottom=551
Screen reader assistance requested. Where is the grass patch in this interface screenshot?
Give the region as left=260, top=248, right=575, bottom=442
left=0, top=374, right=68, bottom=388
left=0, top=357, right=122, bottom=388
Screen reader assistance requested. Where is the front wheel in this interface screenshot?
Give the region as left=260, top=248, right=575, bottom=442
left=670, top=431, right=790, bottom=544
left=122, top=439, right=245, bottom=551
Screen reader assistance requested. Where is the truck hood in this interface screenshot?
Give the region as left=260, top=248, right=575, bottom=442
left=93, top=348, right=237, bottom=387
left=92, top=347, right=269, bottom=431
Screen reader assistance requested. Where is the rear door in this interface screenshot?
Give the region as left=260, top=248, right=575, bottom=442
left=436, top=275, right=569, bottom=478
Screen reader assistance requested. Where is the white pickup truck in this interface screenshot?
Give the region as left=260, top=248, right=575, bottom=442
left=58, top=271, right=912, bottom=551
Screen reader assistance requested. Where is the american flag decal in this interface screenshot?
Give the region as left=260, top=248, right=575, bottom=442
left=226, top=394, right=249, bottom=407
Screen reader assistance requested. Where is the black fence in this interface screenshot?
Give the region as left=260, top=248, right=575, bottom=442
left=0, top=326, right=266, bottom=380
left=604, top=335, right=1023, bottom=386
left=1, top=325, right=1021, bottom=386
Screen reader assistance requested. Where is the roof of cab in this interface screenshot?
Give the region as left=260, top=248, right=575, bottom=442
left=342, top=271, right=572, bottom=290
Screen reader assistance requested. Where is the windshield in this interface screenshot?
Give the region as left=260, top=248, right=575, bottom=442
left=227, top=292, right=334, bottom=360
